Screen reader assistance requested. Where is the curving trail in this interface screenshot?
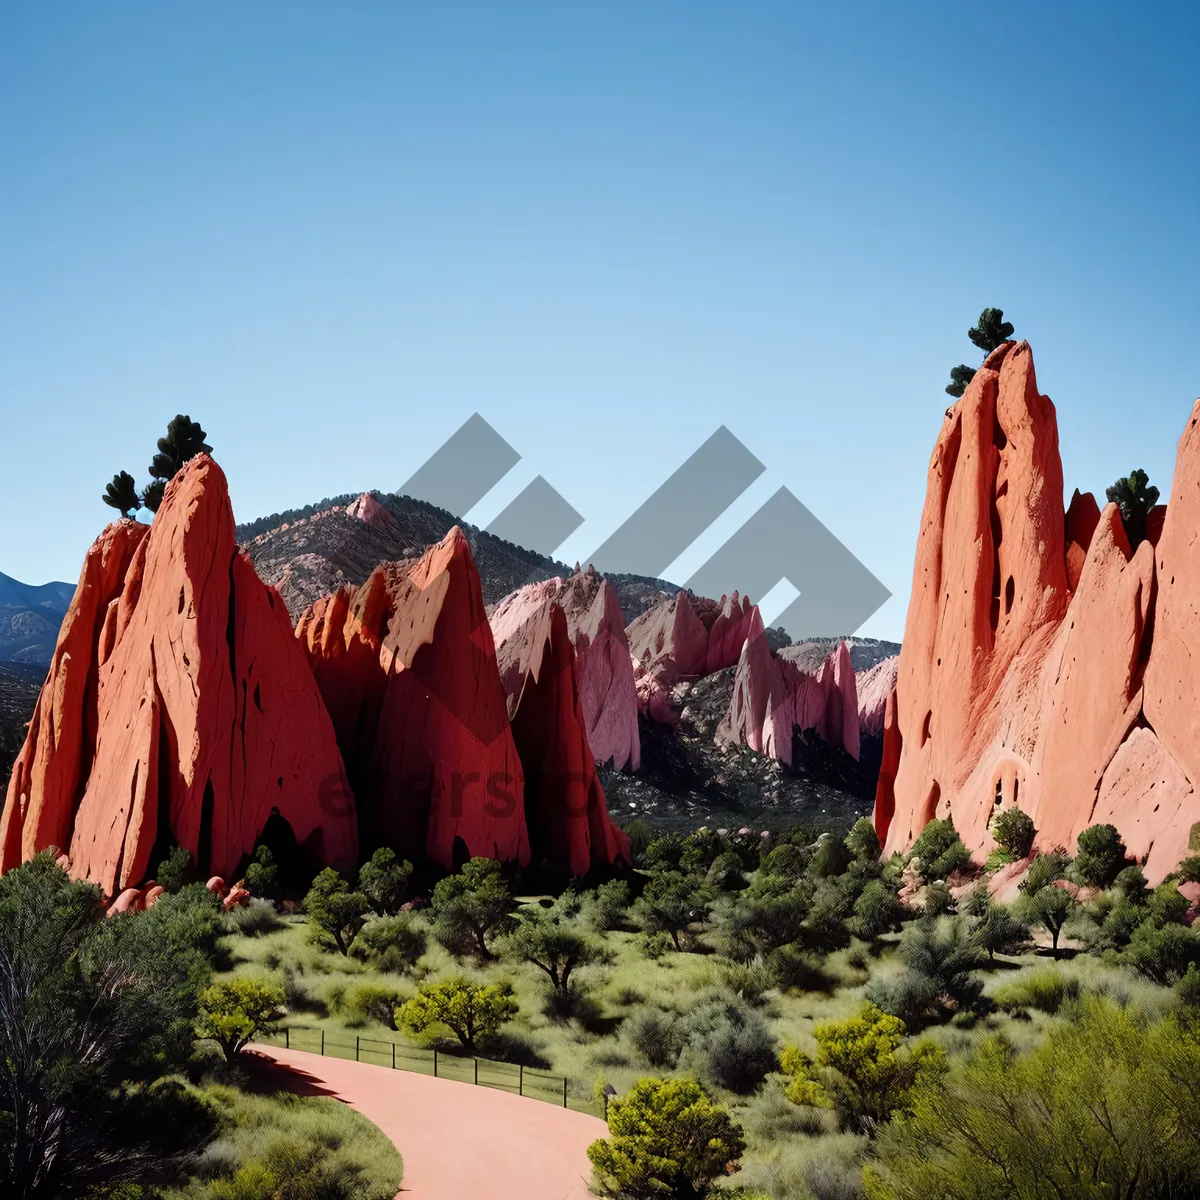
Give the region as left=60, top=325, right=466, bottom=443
left=251, top=1045, right=606, bottom=1199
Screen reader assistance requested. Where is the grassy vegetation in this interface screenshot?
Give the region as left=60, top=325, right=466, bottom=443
left=164, top=1084, right=403, bottom=1200
left=211, top=815, right=1200, bottom=1199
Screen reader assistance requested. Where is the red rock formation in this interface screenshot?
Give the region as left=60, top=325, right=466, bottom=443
left=718, top=610, right=859, bottom=762
left=627, top=591, right=756, bottom=724
left=297, top=528, right=530, bottom=870
left=1, top=457, right=357, bottom=896
left=1, top=519, right=149, bottom=873
left=856, top=656, right=899, bottom=737
left=490, top=568, right=640, bottom=772
left=491, top=598, right=630, bottom=874
left=875, top=344, right=1200, bottom=882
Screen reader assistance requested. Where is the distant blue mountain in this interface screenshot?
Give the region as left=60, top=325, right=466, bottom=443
left=0, top=571, right=74, bottom=666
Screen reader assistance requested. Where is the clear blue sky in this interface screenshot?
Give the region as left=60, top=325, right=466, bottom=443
left=2, top=2, right=1197, bottom=641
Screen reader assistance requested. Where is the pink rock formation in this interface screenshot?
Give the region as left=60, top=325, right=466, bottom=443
left=491, top=598, right=631, bottom=874
left=297, top=527, right=530, bottom=870
left=489, top=567, right=640, bottom=771
left=346, top=491, right=400, bottom=534
left=856, top=656, right=899, bottom=737
left=718, top=611, right=859, bottom=762
left=0, top=457, right=358, bottom=896
left=627, top=591, right=756, bottom=724
left=875, top=343, right=1200, bottom=883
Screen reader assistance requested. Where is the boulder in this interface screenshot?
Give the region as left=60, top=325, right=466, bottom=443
left=1, top=456, right=357, bottom=896
left=297, top=527, right=530, bottom=870
left=491, top=597, right=631, bottom=874
left=856, top=655, right=899, bottom=737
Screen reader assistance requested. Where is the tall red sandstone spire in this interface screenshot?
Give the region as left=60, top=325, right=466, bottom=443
left=297, top=528, right=531, bottom=870
left=1, top=456, right=358, bottom=895
left=876, top=344, right=1200, bottom=882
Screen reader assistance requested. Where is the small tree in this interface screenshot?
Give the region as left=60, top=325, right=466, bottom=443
left=1105, top=469, right=1160, bottom=549
left=976, top=902, right=1031, bottom=961
left=846, top=817, right=882, bottom=863
left=853, top=878, right=904, bottom=940
left=908, top=818, right=970, bottom=881
left=1016, top=880, right=1076, bottom=959
left=358, top=847, right=412, bottom=916
left=1178, top=856, right=1200, bottom=885
left=781, top=1004, right=945, bottom=1136
left=991, top=807, right=1036, bottom=859
left=244, top=845, right=279, bottom=900
left=504, top=912, right=606, bottom=1000
left=634, top=870, right=712, bottom=951
left=968, top=307, right=1015, bottom=354
left=102, top=471, right=142, bottom=518
left=1073, top=823, right=1128, bottom=888
left=945, top=364, right=977, bottom=399
left=196, top=978, right=284, bottom=1062
left=429, top=858, right=515, bottom=959
left=155, top=845, right=195, bottom=894
left=395, top=977, right=517, bottom=1051
left=143, top=414, right=212, bottom=512
left=303, top=868, right=369, bottom=955
left=587, top=1076, right=746, bottom=1200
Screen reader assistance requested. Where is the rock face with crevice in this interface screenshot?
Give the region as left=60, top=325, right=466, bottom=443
left=491, top=597, right=631, bottom=876
left=875, top=341, right=1200, bottom=882
left=856, top=656, right=899, bottom=738
left=297, top=527, right=531, bottom=870
left=1, top=457, right=358, bottom=895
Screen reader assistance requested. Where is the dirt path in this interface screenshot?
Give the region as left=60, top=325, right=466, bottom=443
left=251, top=1045, right=606, bottom=1199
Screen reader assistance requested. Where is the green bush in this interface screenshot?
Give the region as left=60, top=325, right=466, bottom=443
left=1073, top=823, right=1129, bottom=887
left=180, top=1084, right=403, bottom=1200
left=349, top=913, right=427, bottom=972
left=225, top=898, right=283, bottom=938
left=243, top=845, right=279, bottom=900
left=588, top=1077, right=745, bottom=1200
left=768, top=944, right=836, bottom=994
left=991, top=807, right=1036, bottom=858
left=908, top=819, right=971, bottom=881
left=846, top=817, right=881, bottom=862
left=331, top=980, right=407, bottom=1029
left=678, top=993, right=778, bottom=1094
left=586, top=878, right=633, bottom=931
left=1124, top=921, right=1200, bottom=985
left=358, top=848, right=412, bottom=916
left=864, top=997, right=1200, bottom=1199
left=866, top=916, right=985, bottom=1024
left=623, top=1006, right=685, bottom=1069
left=156, top=844, right=197, bottom=894
left=852, top=878, right=903, bottom=939
left=992, top=966, right=1081, bottom=1015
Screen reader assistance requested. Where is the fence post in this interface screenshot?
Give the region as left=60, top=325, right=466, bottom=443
left=392, top=1042, right=396, bottom=1070
left=321, top=1029, right=325, bottom=1056
left=563, top=1078, right=568, bottom=1108
left=285, top=1027, right=290, bottom=1050
left=604, top=1093, right=608, bottom=1122
left=434, top=1049, right=438, bottom=1078
left=356, top=1036, right=360, bottom=1062
left=519, top=1064, right=523, bottom=1096
left=474, top=1058, right=479, bottom=1086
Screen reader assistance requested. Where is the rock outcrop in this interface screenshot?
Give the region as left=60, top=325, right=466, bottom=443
left=346, top=491, right=401, bottom=535
left=297, top=527, right=530, bottom=870
left=0, top=457, right=358, bottom=895
left=491, top=597, right=631, bottom=875
left=718, top=610, right=860, bottom=762
left=875, top=342, right=1200, bottom=882
left=490, top=567, right=640, bottom=772
left=627, top=591, right=757, bottom=724
left=856, top=655, right=899, bottom=737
